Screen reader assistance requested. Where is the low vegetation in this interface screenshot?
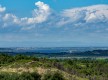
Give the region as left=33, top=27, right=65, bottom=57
left=0, top=53, right=108, bottom=80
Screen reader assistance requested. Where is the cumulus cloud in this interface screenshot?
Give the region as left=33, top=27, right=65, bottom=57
left=22, top=1, right=51, bottom=25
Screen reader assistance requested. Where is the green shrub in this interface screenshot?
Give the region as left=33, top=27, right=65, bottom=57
left=43, top=71, right=65, bottom=80
left=0, top=72, right=41, bottom=80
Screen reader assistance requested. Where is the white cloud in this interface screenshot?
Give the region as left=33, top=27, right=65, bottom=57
left=0, top=5, right=6, bottom=12
left=25, top=1, right=51, bottom=24
left=35, top=1, right=50, bottom=11
left=61, top=4, right=108, bottom=24
left=3, top=14, right=19, bottom=27
left=0, top=1, right=51, bottom=28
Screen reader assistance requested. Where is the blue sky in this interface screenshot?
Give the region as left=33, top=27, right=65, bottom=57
left=0, top=0, right=108, bottom=47
left=0, top=0, right=108, bottom=17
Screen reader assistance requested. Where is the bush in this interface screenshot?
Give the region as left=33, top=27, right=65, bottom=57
left=43, top=71, right=65, bottom=80
left=0, top=72, right=41, bottom=80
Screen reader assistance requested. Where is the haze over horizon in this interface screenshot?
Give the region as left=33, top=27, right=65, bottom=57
left=0, top=0, right=108, bottom=47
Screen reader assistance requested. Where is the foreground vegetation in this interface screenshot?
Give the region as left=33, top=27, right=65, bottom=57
left=0, top=72, right=66, bottom=80
left=0, top=53, right=108, bottom=80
